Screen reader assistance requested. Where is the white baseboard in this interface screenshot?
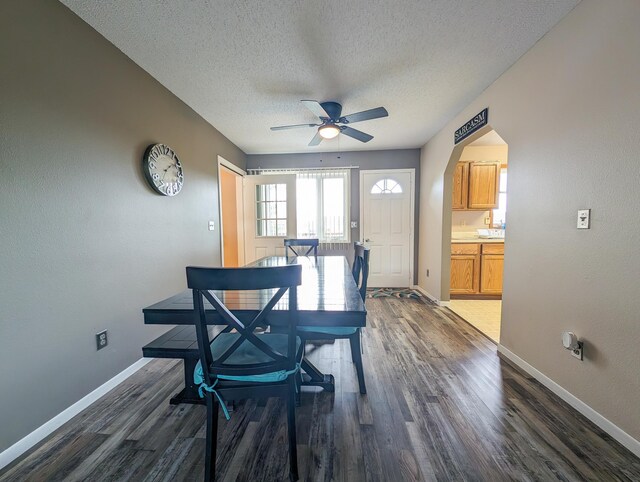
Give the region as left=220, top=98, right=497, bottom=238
left=497, top=345, right=640, bottom=458
left=0, top=357, right=152, bottom=471
left=412, top=285, right=450, bottom=307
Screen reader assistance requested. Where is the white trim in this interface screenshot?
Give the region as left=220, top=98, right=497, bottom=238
left=0, top=358, right=152, bottom=471
left=360, top=168, right=416, bottom=287
left=247, top=166, right=358, bottom=174
left=497, top=345, right=640, bottom=458
left=217, top=156, right=246, bottom=177
left=412, top=284, right=450, bottom=306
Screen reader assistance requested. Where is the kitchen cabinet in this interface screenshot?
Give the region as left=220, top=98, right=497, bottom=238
left=450, top=243, right=480, bottom=294
left=452, top=162, right=469, bottom=210
left=480, top=243, right=504, bottom=294
left=451, top=242, right=503, bottom=297
left=452, top=161, right=501, bottom=210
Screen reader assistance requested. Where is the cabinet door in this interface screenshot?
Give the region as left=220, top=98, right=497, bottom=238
left=452, top=162, right=468, bottom=210
left=480, top=254, right=504, bottom=294
left=468, top=161, right=500, bottom=209
left=450, top=254, right=479, bottom=294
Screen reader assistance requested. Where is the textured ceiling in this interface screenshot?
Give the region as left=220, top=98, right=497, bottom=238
left=61, top=0, right=579, bottom=154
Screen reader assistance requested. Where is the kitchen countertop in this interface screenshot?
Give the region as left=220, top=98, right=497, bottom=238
left=451, top=238, right=505, bottom=244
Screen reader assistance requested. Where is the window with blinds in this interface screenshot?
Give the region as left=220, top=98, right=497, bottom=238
left=296, top=169, right=350, bottom=243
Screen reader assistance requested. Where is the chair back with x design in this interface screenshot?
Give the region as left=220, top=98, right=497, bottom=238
left=186, top=264, right=303, bottom=481
left=186, top=264, right=302, bottom=387
left=284, top=238, right=319, bottom=258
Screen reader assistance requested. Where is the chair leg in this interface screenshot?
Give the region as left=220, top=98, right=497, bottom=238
left=295, top=370, right=302, bottom=406
left=287, top=377, right=299, bottom=481
left=205, top=394, right=219, bottom=481
left=349, top=332, right=367, bottom=394
left=349, top=332, right=359, bottom=363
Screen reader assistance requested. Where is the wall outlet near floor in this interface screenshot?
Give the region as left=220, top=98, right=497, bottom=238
left=96, top=330, right=108, bottom=350
left=571, top=343, right=583, bottom=360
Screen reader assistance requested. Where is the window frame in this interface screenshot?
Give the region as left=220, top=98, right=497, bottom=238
left=370, top=178, right=403, bottom=194
left=255, top=183, right=288, bottom=237
left=490, top=166, right=508, bottom=228
left=296, top=170, right=351, bottom=243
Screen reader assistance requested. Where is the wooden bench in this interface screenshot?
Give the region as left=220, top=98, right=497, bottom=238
left=142, top=325, right=220, bottom=405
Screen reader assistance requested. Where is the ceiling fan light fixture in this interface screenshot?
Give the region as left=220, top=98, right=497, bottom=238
left=318, top=124, right=340, bottom=139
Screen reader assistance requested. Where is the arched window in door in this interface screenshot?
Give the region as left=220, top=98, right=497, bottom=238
left=370, top=178, right=403, bottom=194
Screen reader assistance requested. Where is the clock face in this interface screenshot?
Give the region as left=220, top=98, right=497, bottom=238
left=143, top=144, right=184, bottom=196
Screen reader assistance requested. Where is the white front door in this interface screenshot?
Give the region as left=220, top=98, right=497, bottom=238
left=361, top=170, right=414, bottom=287
left=243, top=174, right=297, bottom=264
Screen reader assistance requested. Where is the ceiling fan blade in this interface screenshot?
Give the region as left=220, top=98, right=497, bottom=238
left=308, top=131, right=323, bottom=146
left=340, top=126, right=373, bottom=143
left=270, top=123, right=319, bottom=131
left=301, top=100, right=330, bottom=119
left=339, top=107, right=388, bottom=124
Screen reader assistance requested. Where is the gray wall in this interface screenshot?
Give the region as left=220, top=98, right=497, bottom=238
left=0, top=0, right=246, bottom=452
left=247, top=150, right=420, bottom=280
left=418, top=0, right=640, bottom=443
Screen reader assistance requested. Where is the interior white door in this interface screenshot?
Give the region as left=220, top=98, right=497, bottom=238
left=243, top=174, right=297, bottom=264
left=361, top=170, right=413, bottom=287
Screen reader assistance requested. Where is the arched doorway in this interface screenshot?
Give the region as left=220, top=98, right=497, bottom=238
left=442, top=128, right=508, bottom=342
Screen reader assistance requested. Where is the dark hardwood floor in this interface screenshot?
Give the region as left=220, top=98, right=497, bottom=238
left=2, top=296, right=639, bottom=481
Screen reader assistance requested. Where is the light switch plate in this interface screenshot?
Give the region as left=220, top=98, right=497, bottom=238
left=577, top=209, right=590, bottom=229
left=208, top=220, right=215, bottom=231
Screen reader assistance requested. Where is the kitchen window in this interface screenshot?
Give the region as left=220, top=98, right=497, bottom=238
left=491, top=168, right=507, bottom=228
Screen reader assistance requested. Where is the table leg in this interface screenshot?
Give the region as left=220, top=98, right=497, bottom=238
left=300, top=359, right=335, bottom=392
left=170, top=358, right=204, bottom=405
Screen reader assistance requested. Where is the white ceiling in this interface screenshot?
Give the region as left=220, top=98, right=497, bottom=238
left=61, top=0, right=579, bottom=154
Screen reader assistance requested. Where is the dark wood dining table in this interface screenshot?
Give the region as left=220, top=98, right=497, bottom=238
left=142, top=255, right=366, bottom=401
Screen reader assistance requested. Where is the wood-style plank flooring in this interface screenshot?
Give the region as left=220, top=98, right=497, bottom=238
left=2, top=296, right=639, bottom=481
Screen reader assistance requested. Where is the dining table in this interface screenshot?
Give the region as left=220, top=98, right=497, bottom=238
left=142, top=255, right=367, bottom=402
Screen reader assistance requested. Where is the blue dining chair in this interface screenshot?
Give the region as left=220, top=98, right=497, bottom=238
left=284, top=238, right=319, bottom=258
left=186, top=264, right=303, bottom=481
left=297, top=242, right=370, bottom=394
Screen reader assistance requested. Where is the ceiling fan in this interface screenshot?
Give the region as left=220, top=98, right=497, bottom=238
left=270, top=100, right=388, bottom=146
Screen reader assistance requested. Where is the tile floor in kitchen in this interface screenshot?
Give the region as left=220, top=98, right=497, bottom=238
left=447, top=300, right=501, bottom=343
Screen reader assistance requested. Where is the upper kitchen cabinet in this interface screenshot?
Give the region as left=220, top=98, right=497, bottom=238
left=452, top=161, right=501, bottom=210
left=452, top=162, right=469, bottom=210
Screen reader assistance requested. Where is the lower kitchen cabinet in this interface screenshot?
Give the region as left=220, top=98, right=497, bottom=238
left=451, top=242, right=504, bottom=297
left=480, top=254, right=504, bottom=294
left=450, top=243, right=480, bottom=294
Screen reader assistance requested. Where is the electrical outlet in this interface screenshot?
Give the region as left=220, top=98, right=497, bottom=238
left=208, top=220, right=215, bottom=231
left=426, top=269, right=430, bottom=277
left=571, top=343, right=583, bottom=360
left=350, top=221, right=358, bottom=229
left=96, top=330, right=108, bottom=350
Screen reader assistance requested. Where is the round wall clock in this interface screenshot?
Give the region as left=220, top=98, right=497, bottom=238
left=143, top=143, right=184, bottom=196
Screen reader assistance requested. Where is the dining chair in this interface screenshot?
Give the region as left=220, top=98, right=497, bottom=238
left=284, top=238, right=319, bottom=258
left=297, top=242, right=370, bottom=394
left=186, top=264, right=303, bottom=481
